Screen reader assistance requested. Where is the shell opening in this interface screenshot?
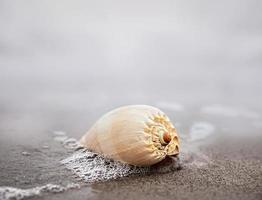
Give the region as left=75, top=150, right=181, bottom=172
left=144, top=113, right=180, bottom=156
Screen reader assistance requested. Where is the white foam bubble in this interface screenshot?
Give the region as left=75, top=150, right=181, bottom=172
left=54, top=135, right=69, bottom=142
left=53, top=131, right=81, bottom=150
left=189, top=122, right=215, bottom=141
left=53, top=131, right=67, bottom=136
left=61, top=149, right=181, bottom=183
left=61, top=149, right=149, bottom=183
left=21, top=151, right=30, bottom=156
left=0, top=183, right=80, bottom=200
left=62, top=138, right=80, bottom=150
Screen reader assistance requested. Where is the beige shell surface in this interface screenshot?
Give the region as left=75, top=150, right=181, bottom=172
left=80, top=105, right=180, bottom=166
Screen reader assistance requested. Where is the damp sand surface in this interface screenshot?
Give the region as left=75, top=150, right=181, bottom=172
left=0, top=103, right=262, bottom=200
left=49, top=135, right=262, bottom=200
left=45, top=135, right=262, bottom=200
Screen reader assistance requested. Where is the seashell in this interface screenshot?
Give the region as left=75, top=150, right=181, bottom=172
left=80, top=105, right=180, bottom=166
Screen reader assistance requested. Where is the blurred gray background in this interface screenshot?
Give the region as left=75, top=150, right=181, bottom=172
left=0, top=0, right=262, bottom=139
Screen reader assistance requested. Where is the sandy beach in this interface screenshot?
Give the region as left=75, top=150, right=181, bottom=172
left=0, top=100, right=262, bottom=200
left=1, top=1, right=262, bottom=199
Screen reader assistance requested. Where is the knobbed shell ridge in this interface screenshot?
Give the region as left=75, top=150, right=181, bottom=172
left=80, top=105, right=180, bottom=166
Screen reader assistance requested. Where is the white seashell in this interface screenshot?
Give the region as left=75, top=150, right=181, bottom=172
left=80, top=105, right=180, bottom=166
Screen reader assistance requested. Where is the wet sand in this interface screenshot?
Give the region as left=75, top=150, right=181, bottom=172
left=0, top=102, right=262, bottom=200
left=2, top=135, right=261, bottom=200
left=37, top=135, right=262, bottom=200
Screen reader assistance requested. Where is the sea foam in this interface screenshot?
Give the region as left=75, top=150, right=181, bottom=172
left=0, top=183, right=80, bottom=200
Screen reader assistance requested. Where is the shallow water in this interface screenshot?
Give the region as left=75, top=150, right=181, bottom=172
left=0, top=183, right=80, bottom=200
